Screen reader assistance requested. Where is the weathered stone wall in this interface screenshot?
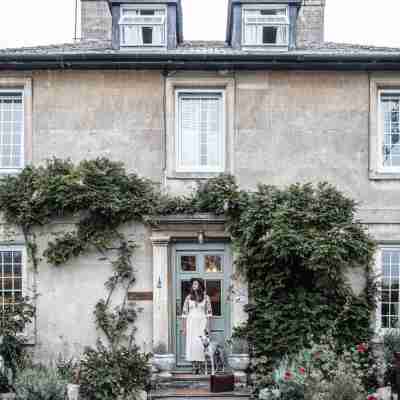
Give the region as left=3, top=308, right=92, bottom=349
left=2, top=67, right=399, bottom=359
left=33, top=70, right=164, bottom=183
left=81, top=0, right=112, bottom=41
left=296, top=0, right=326, bottom=47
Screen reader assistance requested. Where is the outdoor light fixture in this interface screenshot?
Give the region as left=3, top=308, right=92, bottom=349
left=157, top=276, right=162, bottom=289
left=198, top=230, right=205, bottom=244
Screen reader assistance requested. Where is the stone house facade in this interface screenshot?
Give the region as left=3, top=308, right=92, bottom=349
left=0, top=0, right=400, bottom=365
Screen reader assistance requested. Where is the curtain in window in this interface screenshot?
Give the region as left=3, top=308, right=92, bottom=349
left=122, top=25, right=140, bottom=45
left=179, top=95, right=222, bottom=170
left=276, top=26, right=287, bottom=45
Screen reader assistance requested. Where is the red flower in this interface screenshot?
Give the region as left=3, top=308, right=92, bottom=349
left=356, top=343, right=367, bottom=353
left=367, top=396, right=378, bottom=400
left=299, top=367, right=306, bottom=375
left=284, top=371, right=292, bottom=380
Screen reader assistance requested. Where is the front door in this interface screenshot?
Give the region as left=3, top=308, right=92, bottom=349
left=174, top=243, right=231, bottom=368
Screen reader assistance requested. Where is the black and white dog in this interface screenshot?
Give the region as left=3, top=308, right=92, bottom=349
left=199, top=330, right=225, bottom=375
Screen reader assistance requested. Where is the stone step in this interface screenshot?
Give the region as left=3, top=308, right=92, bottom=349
left=149, top=387, right=251, bottom=400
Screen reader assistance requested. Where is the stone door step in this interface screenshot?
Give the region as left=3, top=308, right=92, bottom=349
left=149, top=387, right=251, bottom=400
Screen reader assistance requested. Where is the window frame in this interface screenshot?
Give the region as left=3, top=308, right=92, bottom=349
left=375, top=245, right=400, bottom=332
left=0, top=89, right=25, bottom=174
left=175, top=88, right=226, bottom=174
left=0, top=245, right=27, bottom=312
left=242, top=4, right=289, bottom=48
left=119, top=4, right=167, bottom=48
left=378, top=89, right=400, bottom=173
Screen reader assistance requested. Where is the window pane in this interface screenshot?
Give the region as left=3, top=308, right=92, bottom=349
left=381, top=249, right=400, bottom=328
left=142, top=27, right=153, bottom=44
left=140, top=9, right=155, bottom=15
left=205, top=280, right=222, bottom=316
left=180, top=280, right=192, bottom=315
left=0, top=249, right=23, bottom=311
left=0, top=92, right=23, bottom=169
left=263, top=26, right=277, bottom=44
left=205, top=255, right=223, bottom=273
left=181, top=255, right=196, bottom=272
left=381, top=94, right=400, bottom=168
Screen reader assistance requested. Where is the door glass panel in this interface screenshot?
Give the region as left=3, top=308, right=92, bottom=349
left=180, top=280, right=192, bottom=315
left=205, top=255, right=222, bottom=273
left=180, top=255, right=197, bottom=272
left=206, top=280, right=222, bottom=316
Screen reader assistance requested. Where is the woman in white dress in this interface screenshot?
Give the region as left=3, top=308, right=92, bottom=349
left=182, top=278, right=213, bottom=374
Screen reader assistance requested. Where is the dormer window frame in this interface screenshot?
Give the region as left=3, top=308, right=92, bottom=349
left=119, top=4, right=168, bottom=49
left=242, top=4, right=290, bottom=49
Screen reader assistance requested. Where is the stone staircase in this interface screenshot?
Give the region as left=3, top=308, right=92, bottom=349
left=149, top=373, right=252, bottom=400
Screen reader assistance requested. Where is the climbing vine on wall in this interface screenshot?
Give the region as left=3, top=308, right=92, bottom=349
left=0, top=158, right=377, bottom=391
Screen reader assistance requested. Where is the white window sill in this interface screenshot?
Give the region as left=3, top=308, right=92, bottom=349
left=369, top=169, right=400, bottom=180
left=168, top=170, right=227, bottom=180
left=119, top=45, right=167, bottom=51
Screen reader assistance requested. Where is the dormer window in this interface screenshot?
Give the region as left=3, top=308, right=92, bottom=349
left=242, top=5, right=289, bottom=47
left=119, top=5, right=167, bottom=48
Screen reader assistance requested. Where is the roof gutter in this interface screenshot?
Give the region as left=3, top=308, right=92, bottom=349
left=1, top=52, right=400, bottom=71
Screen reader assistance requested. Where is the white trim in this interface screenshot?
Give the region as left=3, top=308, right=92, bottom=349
left=374, top=245, right=400, bottom=333
left=242, top=4, right=289, bottom=48
left=119, top=4, right=167, bottom=48
left=0, top=89, right=25, bottom=172
left=175, top=89, right=226, bottom=173
left=377, top=89, right=400, bottom=173
left=0, top=245, right=27, bottom=308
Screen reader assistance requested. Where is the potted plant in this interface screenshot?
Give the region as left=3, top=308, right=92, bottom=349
left=152, top=342, right=176, bottom=378
left=227, top=338, right=250, bottom=379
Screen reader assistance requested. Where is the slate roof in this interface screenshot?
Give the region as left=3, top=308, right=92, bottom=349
left=1, top=39, right=400, bottom=57
left=1, top=40, right=400, bottom=71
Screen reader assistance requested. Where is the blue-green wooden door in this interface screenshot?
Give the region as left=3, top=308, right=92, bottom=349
left=174, top=243, right=231, bottom=368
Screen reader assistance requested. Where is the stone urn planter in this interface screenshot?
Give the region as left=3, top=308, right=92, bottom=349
left=0, top=394, right=16, bottom=400
left=152, top=343, right=176, bottom=378
left=66, top=383, right=80, bottom=400
left=152, top=354, right=176, bottom=378
left=228, top=354, right=250, bottom=378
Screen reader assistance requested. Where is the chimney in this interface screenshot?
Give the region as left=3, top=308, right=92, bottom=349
left=81, top=0, right=112, bottom=41
left=296, top=0, right=325, bottom=47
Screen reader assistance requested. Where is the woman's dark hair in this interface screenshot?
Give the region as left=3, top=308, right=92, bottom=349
left=189, top=278, right=205, bottom=303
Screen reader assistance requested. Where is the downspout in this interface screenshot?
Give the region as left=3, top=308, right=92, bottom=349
left=161, top=70, right=168, bottom=192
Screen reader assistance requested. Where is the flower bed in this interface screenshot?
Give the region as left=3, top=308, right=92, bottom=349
left=259, top=336, right=381, bottom=400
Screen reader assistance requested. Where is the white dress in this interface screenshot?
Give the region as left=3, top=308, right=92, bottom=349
left=182, top=294, right=213, bottom=362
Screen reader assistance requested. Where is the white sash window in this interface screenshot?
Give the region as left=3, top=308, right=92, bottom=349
left=119, top=5, right=166, bottom=47
left=176, top=90, right=225, bottom=173
left=0, top=90, right=24, bottom=171
left=0, top=247, right=25, bottom=312
left=242, top=5, right=289, bottom=47
left=380, top=91, right=400, bottom=171
left=376, top=247, right=400, bottom=330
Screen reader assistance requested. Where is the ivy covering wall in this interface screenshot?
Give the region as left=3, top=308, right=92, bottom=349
left=0, top=159, right=377, bottom=389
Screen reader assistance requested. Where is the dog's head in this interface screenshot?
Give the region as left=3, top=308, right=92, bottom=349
left=199, top=331, right=211, bottom=348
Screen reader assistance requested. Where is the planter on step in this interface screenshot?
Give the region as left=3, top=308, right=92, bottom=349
left=66, top=383, right=80, bottom=400
left=0, top=394, right=16, bottom=400
left=228, top=354, right=250, bottom=378
left=152, top=353, right=176, bottom=378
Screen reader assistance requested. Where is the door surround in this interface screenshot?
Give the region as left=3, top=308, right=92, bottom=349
left=150, top=213, right=248, bottom=354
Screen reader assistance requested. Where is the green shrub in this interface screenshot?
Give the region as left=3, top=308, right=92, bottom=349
left=14, top=366, right=67, bottom=400
left=382, top=329, right=400, bottom=385
left=79, top=341, right=150, bottom=400
left=0, top=298, right=35, bottom=392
